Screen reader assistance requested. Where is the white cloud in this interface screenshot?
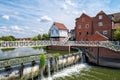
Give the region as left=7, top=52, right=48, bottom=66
left=2, top=15, right=10, bottom=20
left=65, top=0, right=75, bottom=6
left=61, top=4, right=68, bottom=10
left=72, top=11, right=81, bottom=15
left=40, top=15, right=52, bottom=22
left=10, top=25, right=24, bottom=31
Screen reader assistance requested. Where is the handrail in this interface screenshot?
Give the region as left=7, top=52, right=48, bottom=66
left=0, top=41, right=120, bottom=52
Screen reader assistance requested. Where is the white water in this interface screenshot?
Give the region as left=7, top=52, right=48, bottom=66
left=44, top=63, right=90, bottom=80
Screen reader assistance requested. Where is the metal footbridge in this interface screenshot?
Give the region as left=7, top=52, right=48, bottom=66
left=0, top=41, right=120, bottom=52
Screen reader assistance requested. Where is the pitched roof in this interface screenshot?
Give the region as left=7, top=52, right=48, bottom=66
left=76, top=13, right=92, bottom=21
left=88, top=32, right=109, bottom=41
left=54, top=22, right=68, bottom=30
left=108, top=12, right=120, bottom=22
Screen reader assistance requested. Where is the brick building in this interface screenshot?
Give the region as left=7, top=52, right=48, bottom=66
left=75, top=13, right=93, bottom=41
left=75, top=11, right=120, bottom=41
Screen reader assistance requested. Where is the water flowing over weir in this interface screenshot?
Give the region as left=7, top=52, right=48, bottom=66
left=42, top=51, right=90, bottom=80
left=0, top=50, right=83, bottom=80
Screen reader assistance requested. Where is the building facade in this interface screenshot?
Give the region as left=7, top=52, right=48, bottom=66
left=75, top=13, right=93, bottom=41
left=49, top=22, right=68, bottom=41
left=75, top=11, right=120, bottom=41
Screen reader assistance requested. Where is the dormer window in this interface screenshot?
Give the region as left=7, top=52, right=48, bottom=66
left=99, top=15, right=103, bottom=19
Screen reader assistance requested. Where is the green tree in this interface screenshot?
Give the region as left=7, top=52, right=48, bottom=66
left=0, top=36, right=15, bottom=41
left=32, top=36, right=38, bottom=41
left=42, top=33, right=50, bottom=40
left=38, top=34, right=42, bottom=40
left=114, top=27, right=120, bottom=41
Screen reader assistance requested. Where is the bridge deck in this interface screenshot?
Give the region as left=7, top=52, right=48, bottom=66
left=0, top=41, right=120, bottom=52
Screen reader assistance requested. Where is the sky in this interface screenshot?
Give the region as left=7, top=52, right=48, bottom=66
left=0, top=0, right=120, bottom=38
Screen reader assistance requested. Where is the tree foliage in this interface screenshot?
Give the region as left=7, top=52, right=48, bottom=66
left=0, top=36, right=15, bottom=41
left=32, top=33, right=50, bottom=41
left=114, top=27, right=120, bottom=41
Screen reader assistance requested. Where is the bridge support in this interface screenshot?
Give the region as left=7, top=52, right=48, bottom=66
left=97, top=47, right=99, bottom=65
left=68, top=45, right=71, bottom=53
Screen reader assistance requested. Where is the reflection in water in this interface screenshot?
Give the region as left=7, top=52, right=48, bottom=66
left=0, top=47, right=45, bottom=60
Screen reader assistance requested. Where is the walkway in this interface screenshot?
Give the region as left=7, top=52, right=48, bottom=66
left=0, top=41, right=120, bottom=52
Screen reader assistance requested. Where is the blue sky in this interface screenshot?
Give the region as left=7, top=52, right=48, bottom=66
left=0, top=0, right=120, bottom=38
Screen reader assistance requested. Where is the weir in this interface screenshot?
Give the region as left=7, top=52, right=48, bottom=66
left=0, top=51, right=82, bottom=80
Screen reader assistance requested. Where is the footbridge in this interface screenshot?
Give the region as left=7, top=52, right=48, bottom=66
left=0, top=41, right=120, bottom=52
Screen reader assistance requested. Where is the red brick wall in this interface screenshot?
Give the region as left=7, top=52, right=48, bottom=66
left=47, top=45, right=70, bottom=51
left=93, top=12, right=112, bottom=40
left=99, top=47, right=120, bottom=59
left=75, top=13, right=93, bottom=41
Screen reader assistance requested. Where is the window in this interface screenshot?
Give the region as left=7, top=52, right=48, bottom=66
left=99, top=15, right=103, bottom=19
left=98, top=22, right=103, bottom=26
left=82, top=18, right=85, bottom=22
left=78, top=25, right=81, bottom=29
left=79, top=32, right=81, bottom=35
left=85, top=24, right=89, bottom=28
left=86, top=32, right=89, bottom=35
left=103, top=30, right=107, bottom=35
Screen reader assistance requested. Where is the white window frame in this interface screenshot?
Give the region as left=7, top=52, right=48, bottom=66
left=103, top=30, right=107, bottom=35
left=99, top=15, right=103, bottom=19
left=98, top=22, right=103, bottom=26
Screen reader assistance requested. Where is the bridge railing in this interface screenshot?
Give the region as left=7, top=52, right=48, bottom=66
left=0, top=41, right=120, bottom=52
left=100, top=41, right=120, bottom=52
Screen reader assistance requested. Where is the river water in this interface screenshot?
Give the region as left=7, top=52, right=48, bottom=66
left=50, top=63, right=120, bottom=80
left=0, top=48, right=120, bottom=80
left=0, top=47, right=45, bottom=60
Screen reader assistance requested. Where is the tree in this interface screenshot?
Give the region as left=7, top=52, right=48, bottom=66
left=0, top=36, right=15, bottom=41
left=32, top=36, right=38, bottom=41
left=114, top=27, right=120, bottom=41
left=32, top=33, right=50, bottom=41
left=42, top=34, right=50, bottom=40
left=38, top=34, right=42, bottom=40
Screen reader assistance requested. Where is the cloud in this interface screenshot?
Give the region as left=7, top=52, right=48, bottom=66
left=65, top=0, right=75, bottom=6
left=2, top=15, right=10, bottom=20
left=40, top=15, right=52, bottom=22
left=61, top=4, right=68, bottom=10
left=10, top=25, right=24, bottom=31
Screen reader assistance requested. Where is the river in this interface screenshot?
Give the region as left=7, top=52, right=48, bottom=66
left=50, top=63, right=120, bottom=80
left=0, top=47, right=120, bottom=80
